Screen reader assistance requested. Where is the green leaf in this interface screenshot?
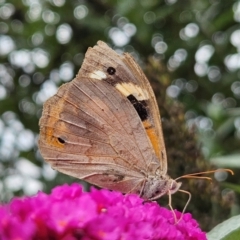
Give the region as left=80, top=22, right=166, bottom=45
left=221, top=182, right=240, bottom=194
left=210, top=154, right=240, bottom=168
left=223, top=228, right=240, bottom=240
left=207, top=215, right=240, bottom=240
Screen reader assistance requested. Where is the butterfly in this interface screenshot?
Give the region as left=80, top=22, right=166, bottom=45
left=38, top=41, right=232, bottom=208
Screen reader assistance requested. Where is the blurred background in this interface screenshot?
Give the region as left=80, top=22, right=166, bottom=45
left=0, top=0, right=240, bottom=231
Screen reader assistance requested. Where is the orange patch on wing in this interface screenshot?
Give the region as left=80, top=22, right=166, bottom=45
left=143, top=120, right=160, bottom=158
left=40, top=98, right=64, bottom=148
left=44, top=126, right=65, bottom=149
left=40, top=98, right=66, bottom=149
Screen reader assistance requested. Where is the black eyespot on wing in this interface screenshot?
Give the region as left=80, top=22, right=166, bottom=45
left=57, top=137, right=65, bottom=144
left=113, top=174, right=125, bottom=182
left=127, top=94, right=148, bottom=121
left=107, top=67, right=116, bottom=75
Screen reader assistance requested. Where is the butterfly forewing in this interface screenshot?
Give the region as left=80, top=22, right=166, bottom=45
left=121, top=53, right=168, bottom=173
left=79, top=41, right=167, bottom=173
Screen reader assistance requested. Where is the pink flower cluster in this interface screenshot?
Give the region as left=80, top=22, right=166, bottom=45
left=0, top=184, right=206, bottom=240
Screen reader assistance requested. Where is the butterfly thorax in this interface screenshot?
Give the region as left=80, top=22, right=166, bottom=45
left=140, top=174, right=182, bottom=201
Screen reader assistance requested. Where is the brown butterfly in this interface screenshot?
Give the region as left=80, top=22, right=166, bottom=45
left=38, top=41, right=232, bottom=214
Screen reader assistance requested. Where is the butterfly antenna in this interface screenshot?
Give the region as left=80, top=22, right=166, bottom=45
left=175, top=168, right=234, bottom=182
left=171, top=169, right=233, bottom=224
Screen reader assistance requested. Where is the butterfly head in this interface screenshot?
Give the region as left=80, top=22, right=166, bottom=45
left=141, top=176, right=182, bottom=201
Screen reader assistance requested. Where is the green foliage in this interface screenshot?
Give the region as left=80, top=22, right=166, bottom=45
left=207, top=215, right=240, bottom=240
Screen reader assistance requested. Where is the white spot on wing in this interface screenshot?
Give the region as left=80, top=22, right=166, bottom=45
left=115, top=82, right=149, bottom=100
left=89, top=70, right=107, bottom=80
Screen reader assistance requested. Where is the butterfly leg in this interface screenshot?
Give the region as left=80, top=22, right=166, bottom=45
left=168, top=191, right=178, bottom=224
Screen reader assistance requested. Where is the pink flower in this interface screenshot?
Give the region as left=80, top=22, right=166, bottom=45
left=0, top=184, right=206, bottom=240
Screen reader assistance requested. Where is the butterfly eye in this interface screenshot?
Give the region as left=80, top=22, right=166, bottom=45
left=154, top=190, right=160, bottom=195
left=57, top=137, right=65, bottom=144
left=107, top=67, right=116, bottom=75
